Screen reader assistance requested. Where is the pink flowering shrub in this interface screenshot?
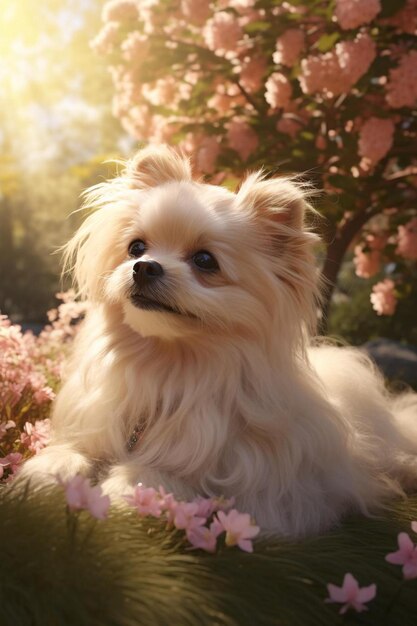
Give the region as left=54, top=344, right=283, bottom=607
left=92, top=0, right=417, bottom=323
left=0, top=292, right=87, bottom=480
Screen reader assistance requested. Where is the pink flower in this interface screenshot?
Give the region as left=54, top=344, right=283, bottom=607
left=0, top=452, right=23, bottom=478
left=216, top=509, right=260, bottom=552
left=273, top=29, right=305, bottom=67
left=358, top=118, right=395, bottom=167
left=354, top=246, right=380, bottom=278
left=124, top=485, right=162, bottom=517
left=370, top=279, right=397, bottom=316
left=412, top=521, right=417, bottom=534
left=60, top=475, right=111, bottom=520
left=90, top=22, right=119, bottom=55
left=207, top=84, right=245, bottom=114
left=239, top=56, right=267, bottom=94
left=196, top=136, right=221, bottom=174
left=121, top=31, right=150, bottom=64
left=386, top=51, right=417, bottom=109
left=186, top=519, right=224, bottom=553
left=21, top=419, right=51, bottom=454
left=102, top=0, right=139, bottom=22
left=300, top=33, right=376, bottom=97
left=276, top=116, right=302, bottom=138
left=386, top=532, right=417, bottom=579
left=172, top=501, right=206, bottom=531
left=325, top=573, right=377, bottom=614
left=335, top=0, right=381, bottom=30
left=180, top=0, right=211, bottom=25
left=203, top=12, right=243, bottom=56
left=353, top=233, right=386, bottom=278
left=226, top=119, right=259, bottom=161
left=397, top=217, right=417, bottom=260
left=265, top=73, right=292, bottom=110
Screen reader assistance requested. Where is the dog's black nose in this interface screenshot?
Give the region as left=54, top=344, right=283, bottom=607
left=133, top=260, right=164, bottom=285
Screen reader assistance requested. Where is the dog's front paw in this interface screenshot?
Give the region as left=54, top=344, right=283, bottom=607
left=14, top=444, right=92, bottom=490
left=100, top=466, right=136, bottom=503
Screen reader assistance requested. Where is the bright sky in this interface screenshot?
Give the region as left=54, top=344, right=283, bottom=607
left=0, top=0, right=110, bottom=171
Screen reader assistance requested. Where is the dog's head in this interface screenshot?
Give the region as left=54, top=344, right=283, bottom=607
left=65, top=146, right=320, bottom=344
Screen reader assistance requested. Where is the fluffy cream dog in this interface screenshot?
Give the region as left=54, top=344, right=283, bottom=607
left=21, top=146, right=417, bottom=535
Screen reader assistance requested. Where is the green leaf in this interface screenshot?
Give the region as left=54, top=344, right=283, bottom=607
left=243, top=21, right=271, bottom=34
left=316, top=32, right=340, bottom=53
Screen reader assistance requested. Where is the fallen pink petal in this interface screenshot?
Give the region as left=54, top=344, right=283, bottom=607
left=325, top=573, right=377, bottom=614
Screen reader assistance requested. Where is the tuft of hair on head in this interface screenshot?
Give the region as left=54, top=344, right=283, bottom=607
left=236, top=170, right=319, bottom=232
left=236, top=170, right=322, bottom=338
left=126, top=145, right=192, bottom=188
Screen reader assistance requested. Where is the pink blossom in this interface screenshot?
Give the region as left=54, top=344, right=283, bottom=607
left=265, top=73, right=292, bottom=110
left=353, top=233, right=386, bottom=278
left=325, top=573, right=377, bottom=614
left=335, top=0, right=381, bottom=30
left=0, top=452, right=23, bottom=478
left=60, top=475, right=111, bottom=520
left=172, top=501, right=206, bottom=531
left=186, top=519, right=224, bottom=553
left=20, top=419, right=51, bottom=454
left=353, top=250, right=378, bottom=279
left=216, top=509, right=260, bottom=552
left=102, top=0, right=139, bottom=23
left=300, top=33, right=376, bottom=97
left=121, top=31, right=150, bottom=63
left=124, top=485, right=163, bottom=517
left=386, top=51, right=417, bottom=109
left=370, top=279, right=397, bottom=316
left=90, top=22, right=119, bottom=55
left=273, top=29, right=305, bottom=67
left=180, top=0, right=211, bottom=25
left=196, top=136, right=221, bottom=174
left=276, top=116, right=302, bottom=138
left=226, top=119, right=259, bottom=161
left=358, top=118, right=395, bottom=167
left=203, top=12, right=243, bottom=56
left=239, top=56, right=267, bottom=94
left=142, top=77, right=176, bottom=107
left=412, top=521, right=417, bottom=533
left=386, top=532, right=417, bottom=579
left=0, top=420, right=15, bottom=439
left=397, top=217, right=417, bottom=260
left=208, top=84, right=245, bottom=114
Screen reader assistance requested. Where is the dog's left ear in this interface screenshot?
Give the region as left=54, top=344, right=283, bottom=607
left=236, top=172, right=309, bottom=232
left=127, top=145, right=192, bottom=188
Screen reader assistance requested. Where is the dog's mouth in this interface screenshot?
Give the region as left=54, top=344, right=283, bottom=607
left=130, top=293, right=182, bottom=315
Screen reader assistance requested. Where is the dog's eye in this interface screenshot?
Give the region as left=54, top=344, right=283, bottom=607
left=192, top=250, right=219, bottom=272
left=128, top=239, right=146, bottom=258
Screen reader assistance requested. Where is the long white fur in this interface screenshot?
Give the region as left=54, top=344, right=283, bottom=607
left=20, top=146, right=417, bottom=536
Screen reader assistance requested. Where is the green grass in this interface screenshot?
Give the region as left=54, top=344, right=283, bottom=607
left=1, top=484, right=417, bottom=626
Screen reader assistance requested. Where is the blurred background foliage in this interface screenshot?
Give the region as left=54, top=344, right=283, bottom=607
left=0, top=0, right=416, bottom=353
left=0, top=0, right=131, bottom=322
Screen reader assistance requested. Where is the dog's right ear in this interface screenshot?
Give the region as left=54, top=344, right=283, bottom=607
left=127, top=145, right=192, bottom=188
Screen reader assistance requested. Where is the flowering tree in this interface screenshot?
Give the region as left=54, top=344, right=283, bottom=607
left=91, top=0, right=417, bottom=328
